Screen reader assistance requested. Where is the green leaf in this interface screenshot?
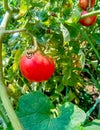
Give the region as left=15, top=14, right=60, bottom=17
left=62, top=67, right=71, bottom=86
left=79, top=50, right=85, bottom=69
left=37, top=10, right=48, bottom=21
left=79, top=27, right=100, bottom=61
left=65, top=7, right=80, bottom=25
left=65, top=89, right=76, bottom=102
left=92, top=33, right=100, bottom=44
left=60, top=24, right=70, bottom=44
left=68, top=72, right=79, bottom=86
left=83, top=119, right=100, bottom=130
left=13, top=49, right=22, bottom=72
left=37, top=34, right=53, bottom=44
left=2, top=44, right=7, bottom=58
left=20, top=0, right=30, bottom=16
left=16, top=92, right=86, bottom=130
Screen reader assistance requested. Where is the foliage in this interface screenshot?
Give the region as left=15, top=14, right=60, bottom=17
left=0, top=0, right=100, bottom=130
left=16, top=91, right=86, bottom=130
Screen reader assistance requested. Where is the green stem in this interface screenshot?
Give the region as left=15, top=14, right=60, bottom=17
left=82, top=96, right=100, bottom=125
left=0, top=77, right=24, bottom=130
left=0, top=32, right=23, bottom=130
left=4, top=0, right=10, bottom=10
left=81, top=10, right=100, bottom=19
left=25, top=31, right=39, bottom=51
left=0, top=11, right=11, bottom=29
left=2, top=28, right=26, bottom=34
left=80, top=29, right=100, bottom=61
left=0, top=1, right=24, bottom=130
left=83, top=68, right=100, bottom=92
left=86, top=35, right=100, bottom=61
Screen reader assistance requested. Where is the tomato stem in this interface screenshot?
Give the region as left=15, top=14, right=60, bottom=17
left=80, top=10, right=100, bottom=19
left=88, top=0, right=91, bottom=9
left=25, top=31, right=39, bottom=51
left=0, top=37, right=24, bottom=130
left=80, top=29, right=100, bottom=61
left=2, top=28, right=26, bottom=34
left=82, top=96, right=100, bottom=125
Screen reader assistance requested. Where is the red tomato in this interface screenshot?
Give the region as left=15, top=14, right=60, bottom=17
left=20, top=51, right=55, bottom=82
left=79, top=11, right=97, bottom=26
left=79, top=0, right=96, bottom=10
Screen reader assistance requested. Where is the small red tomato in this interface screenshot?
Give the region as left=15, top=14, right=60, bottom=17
left=79, top=11, right=97, bottom=26
left=79, top=0, right=96, bottom=10
left=20, top=51, right=55, bottom=82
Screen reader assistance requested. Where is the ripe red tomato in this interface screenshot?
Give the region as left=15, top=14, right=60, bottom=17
left=79, top=0, right=96, bottom=10
left=20, top=51, right=55, bottom=82
left=79, top=11, right=97, bottom=26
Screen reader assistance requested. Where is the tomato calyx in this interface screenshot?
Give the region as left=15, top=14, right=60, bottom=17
left=26, top=48, right=53, bottom=64
left=26, top=50, right=34, bottom=59
left=88, top=0, right=92, bottom=9
left=26, top=49, right=38, bottom=59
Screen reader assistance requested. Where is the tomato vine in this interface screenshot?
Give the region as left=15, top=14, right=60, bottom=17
left=0, top=0, right=100, bottom=129
left=0, top=0, right=23, bottom=130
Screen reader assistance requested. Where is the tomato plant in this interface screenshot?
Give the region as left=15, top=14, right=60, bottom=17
left=0, top=0, right=100, bottom=130
left=20, top=50, right=55, bottom=82
left=79, top=11, right=97, bottom=26
left=79, top=0, right=96, bottom=10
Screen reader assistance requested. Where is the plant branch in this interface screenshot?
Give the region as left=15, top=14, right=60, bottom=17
left=81, top=10, right=100, bottom=19
left=2, top=28, right=26, bottom=34
left=4, top=0, right=10, bottom=10
left=0, top=11, right=11, bottom=29
left=0, top=72, right=24, bottom=130
left=0, top=31, right=23, bottom=130
left=25, top=31, right=39, bottom=51
left=85, top=33, right=100, bottom=61
left=0, top=1, right=24, bottom=130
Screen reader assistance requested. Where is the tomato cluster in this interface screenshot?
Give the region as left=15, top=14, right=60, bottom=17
left=20, top=51, right=55, bottom=82
left=79, top=0, right=97, bottom=26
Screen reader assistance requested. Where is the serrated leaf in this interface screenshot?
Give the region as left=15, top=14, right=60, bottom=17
left=60, top=24, right=70, bottom=44
left=16, top=91, right=86, bottom=130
